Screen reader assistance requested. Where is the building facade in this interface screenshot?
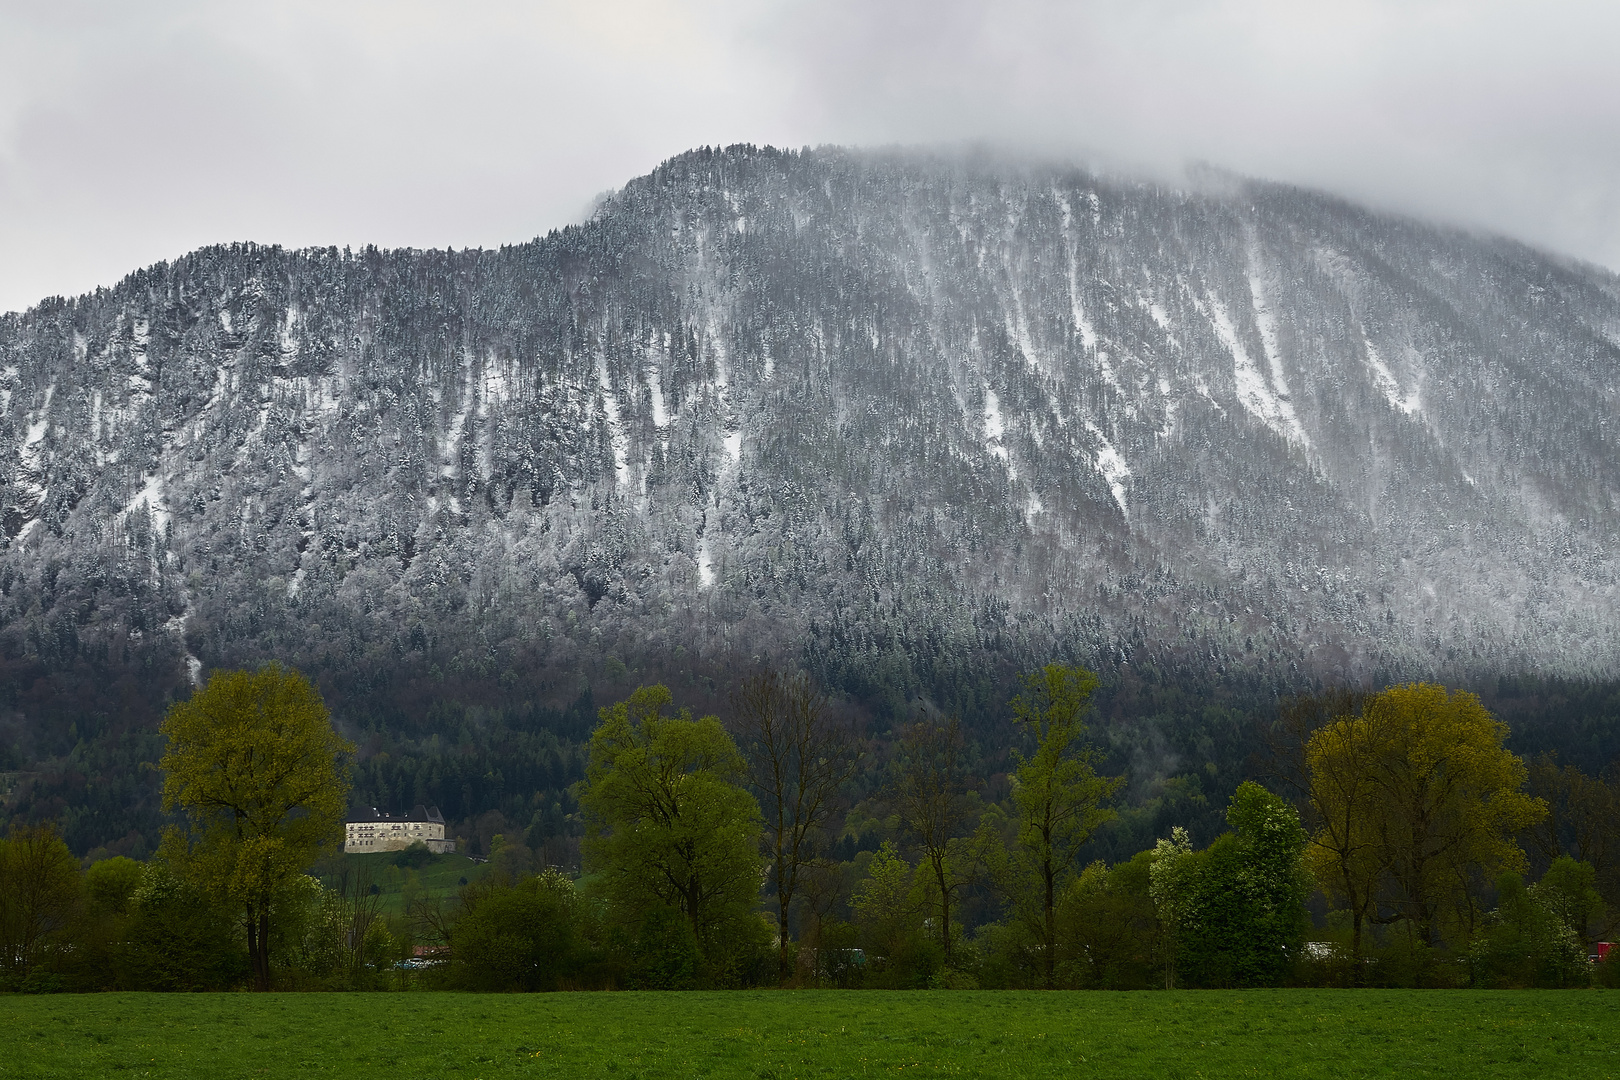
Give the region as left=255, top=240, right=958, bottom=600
left=344, top=805, right=455, bottom=854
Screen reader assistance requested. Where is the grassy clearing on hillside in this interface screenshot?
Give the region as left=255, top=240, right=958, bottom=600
left=314, top=851, right=491, bottom=916
left=3, top=990, right=1616, bottom=1079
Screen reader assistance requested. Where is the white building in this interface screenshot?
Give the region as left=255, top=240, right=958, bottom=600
left=345, top=804, right=455, bottom=854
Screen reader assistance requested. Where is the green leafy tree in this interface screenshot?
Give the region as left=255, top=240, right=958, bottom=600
left=0, top=822, right=82, bottom=988
left=851, top=841, right=939, bottom=987
left=450, top=869, right=595, bottom=991
left=84, top=857, right=145, bottom=919
left=579, top=684, right=765, bottom=981
left=1469, top=870, right=1587, bottom=987
left=1150, top=784, right=1309, bottom=988
left=1534, top=856, right=1605, bottom=954
left=70, top=856, right=148, bottom=990
left=1055, top=852, right=1163, bottom=989
left=1304, top=702, right=1384, bottom=969
left=1005, top=663, right=1122, bottom=987
left=1148, top=825, right=1198, bottom=989
left=851, top=841, right=920, bottom=959
left=1344, top=684, right=1544, bottom=949
left=1186, top=781, right=1310, bottom=987
left=115, top=861, right=248, bottom=991
left=158, top=663, right=354, bottom=990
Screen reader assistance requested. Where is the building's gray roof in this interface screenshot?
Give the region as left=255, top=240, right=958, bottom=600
left=345, top=804, right=445, bottom=825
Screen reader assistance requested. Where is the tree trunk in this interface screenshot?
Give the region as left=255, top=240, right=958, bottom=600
left=777, top=868, right=792, bottom=984
left=1351, top=907, right=1363, bottom=985
left=1043, top=854, right=1057, bottom=989
left=249, top=908, right=272, bottom=991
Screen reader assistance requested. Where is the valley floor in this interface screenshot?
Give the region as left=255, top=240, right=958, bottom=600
left=3, top=988, right=1616, bottom=1079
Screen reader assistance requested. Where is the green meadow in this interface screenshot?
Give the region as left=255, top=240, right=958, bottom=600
left=316, top=851, right=493, bottom=916
left=3, top=990, right=1616, bottom=1079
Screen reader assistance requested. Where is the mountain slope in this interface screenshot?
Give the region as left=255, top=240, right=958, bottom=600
left=2, top=145, right=1618, bottom=847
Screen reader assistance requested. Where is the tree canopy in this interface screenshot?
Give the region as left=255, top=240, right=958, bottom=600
left=159, top=663, right=353, bottom=990
left=1005, top=663, right=1122, bottom=987
left=579, top=684, right=766, bottom=983
left=1306, top=683, right=1546, bottom=953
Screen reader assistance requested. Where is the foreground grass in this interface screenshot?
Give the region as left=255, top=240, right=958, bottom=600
left=3, top=990, right=1616, bottom=1079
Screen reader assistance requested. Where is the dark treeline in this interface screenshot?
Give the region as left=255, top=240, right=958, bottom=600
left=6, top=639, right=1616, bottom=872
left=4, top=664, right=1618, bottom=993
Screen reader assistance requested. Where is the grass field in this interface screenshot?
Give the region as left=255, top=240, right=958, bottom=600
left=3, top=990, right=1616, bottom=1079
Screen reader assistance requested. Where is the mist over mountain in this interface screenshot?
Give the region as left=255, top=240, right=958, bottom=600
left=2, top=145, right=1618, bottom=852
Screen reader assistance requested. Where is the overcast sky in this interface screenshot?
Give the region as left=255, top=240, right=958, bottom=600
left=3, top=0, right=1618, bottom=314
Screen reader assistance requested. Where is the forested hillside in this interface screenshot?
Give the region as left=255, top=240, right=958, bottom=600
left=2, top=145, right=1618, bottom=853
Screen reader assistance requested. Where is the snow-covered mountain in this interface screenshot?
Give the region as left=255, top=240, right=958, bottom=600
left=3, top=145, right=1618, bottom=736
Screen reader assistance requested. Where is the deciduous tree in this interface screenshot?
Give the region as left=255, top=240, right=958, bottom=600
left=729, top=669, right=858, bottom=982
left=1005, top=663, right=1122, bottom=987
left=1367, top=685, right=1545, bottom=945
left=579, top=684, right=764, bottom=976
left=0, top=822, right=81, bottom=986
left=892, top=715, right=980, bottom=967
left=1304, top=701, right=1385, bottom=968
left=159, top=663, right=353, bottom=990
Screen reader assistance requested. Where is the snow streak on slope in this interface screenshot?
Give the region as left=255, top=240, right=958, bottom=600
left=1085, top=420, right=1130, bottom=520
left=1198, top=291, right=1309, bottom=452
left=1363, top=337, right=1422, bottom=416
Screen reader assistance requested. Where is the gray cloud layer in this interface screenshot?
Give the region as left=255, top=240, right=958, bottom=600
left=3, top=0, right=1617, bottom=313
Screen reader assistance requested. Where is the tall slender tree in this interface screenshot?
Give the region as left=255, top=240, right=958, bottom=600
left=1304, top=702, right=1385, bottom=970
left=1005, top=663, right=1122, bottom=987
left=893, top=714, right=979, bottom=966
left=0, top=822, right=81, bottom=985
left=730, top=669, right=859, bottom=982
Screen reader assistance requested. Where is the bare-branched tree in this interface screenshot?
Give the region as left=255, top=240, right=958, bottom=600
left=730, top=669, right=859, bottom=983
left=893, top=713, right=981, bottom=967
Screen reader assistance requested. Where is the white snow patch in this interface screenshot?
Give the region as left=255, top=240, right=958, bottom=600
left=479, top=355, right=514, bottom=418
left=1199, top=292, right=1309, bottom=450
left=1248, top=273, right=1296, bottom=401
left=1362, top=336, right=1422, bottom=416
left=1058, top=192, right=1102, bottom=353
left=984, top=389, right=1005, bottom=444
left=18, top=384, right=54, bottom=504
left=648, top=368, right=670, bottom=428
left=1085, top=420, right=1131, bottom=520
left=125, top=470, right=169, bottom=534
left=983, top=387, right=1013, bottom=475
left=724, top=430, right=742, bottom=464
left=441, top=348, right=476, bottom=478
left=596, top=355, right=631, bottom=489
left=1003, top=253, right=1041, bottom=372
left=698, top=539, right=715, bottom=587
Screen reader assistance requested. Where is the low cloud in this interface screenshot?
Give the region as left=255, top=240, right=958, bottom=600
left=2, top=0, right=1616, bottom=312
